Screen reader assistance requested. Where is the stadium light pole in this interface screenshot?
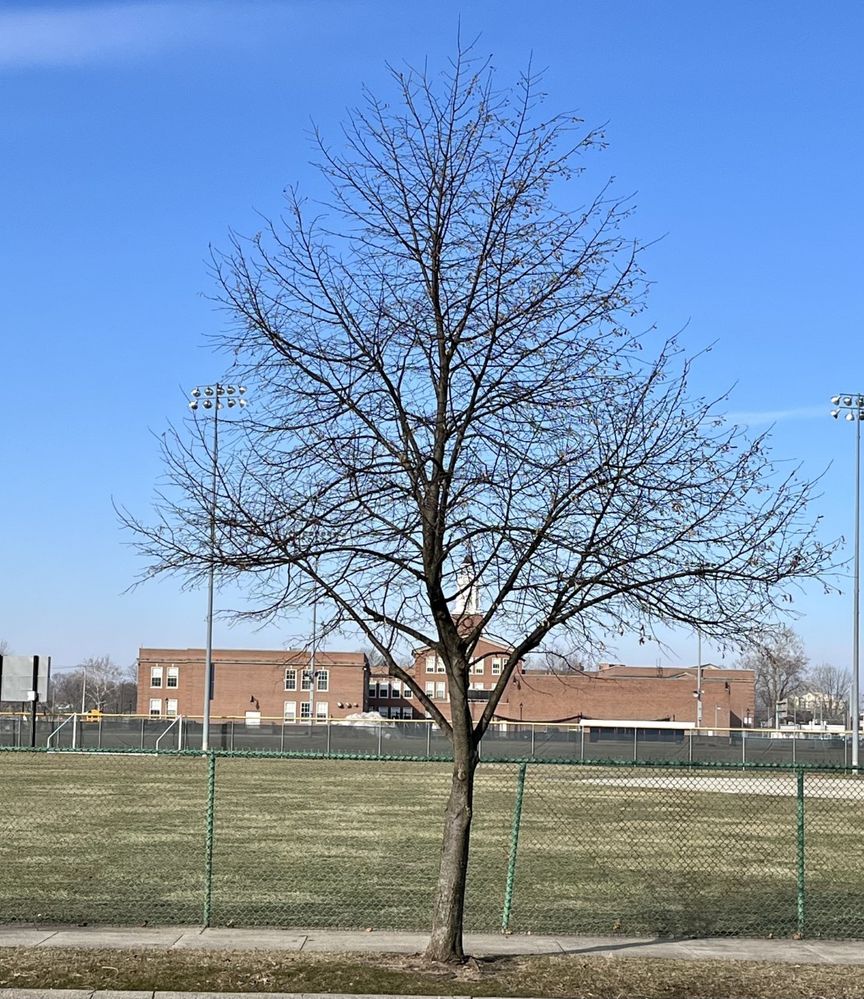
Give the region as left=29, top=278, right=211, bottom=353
left=831, top=393, right=864, bottom=769
left=189, top=383, right=247, bottom=751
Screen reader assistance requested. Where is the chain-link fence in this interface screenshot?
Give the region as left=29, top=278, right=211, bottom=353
left=0, top=747, right=862, bottom=938
left=3, top=712, right=857, bottom=767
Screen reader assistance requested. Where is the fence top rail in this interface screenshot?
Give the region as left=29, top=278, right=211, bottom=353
left=0, top=742, right=860, bottom=775
left=1, top=710, right=855, bottom=737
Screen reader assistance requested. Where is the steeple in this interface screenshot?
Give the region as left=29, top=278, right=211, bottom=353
left=454, top=556, right=483, bottom=634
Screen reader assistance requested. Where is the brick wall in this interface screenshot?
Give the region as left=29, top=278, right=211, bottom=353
left=138, top=643, right=755, bottom=728
left=137, top=648, right=368, bottom=721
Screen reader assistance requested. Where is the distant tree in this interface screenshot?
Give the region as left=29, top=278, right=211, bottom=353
left=531, top=643, right=590, bottom=674
left=738, top=627, right=809, bottom=723
left=805, top=662, right=851, bottom=725
left=122, top=51, right=835, bottom=962
left=0, top=639, right=10, bottom=656
left=51, top=657, right=133, bottom=713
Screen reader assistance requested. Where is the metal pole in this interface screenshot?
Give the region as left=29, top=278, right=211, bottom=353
left=202, top=390, right=219, bottom=753
left=696, top=631, right=703, bottom=727
left=501, top=762, right=528, bottom=932
left=309, top=595, right=317, bottom=725
left=29, top=655, right=39, bottom=748
left=80, top=665, right=87, bottom=714
left=854, top=415, right=861, bottom=770
left=796, top=769, right=806, bottom=935
left=831, top=396, right=863, bottom=770
left=203, top=750, right=216, bottom=926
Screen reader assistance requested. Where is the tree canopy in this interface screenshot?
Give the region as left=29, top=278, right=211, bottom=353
left=124, top=50, right=834, bottom=961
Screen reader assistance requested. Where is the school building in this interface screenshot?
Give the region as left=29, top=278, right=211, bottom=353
left=139, top=634, right=755, bottom=729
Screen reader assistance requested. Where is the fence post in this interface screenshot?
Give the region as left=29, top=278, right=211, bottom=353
left=71, top=713, right=78, bottom=750
left=501, top=762, right=528, bottom=933
left=530, top=724, right=535, bottom=760
left=426, top=722, right=431, bottom=759
left=326, top=719, right=332, bottom=755
left=203, top=750, right=216, bottom=927
left=140, top=717, right=145, bottom=750
left=580, top=726, right=585, bottom=762
left=377, top=723, right=383, bottom=756
left=280, top=720, right=285, bottom=754
left=98, top=715, right=103, bottom=750
left=796, top=768, right=805, bottom=936
left=633, top=727, right=638, bottom=763
left=742, top=729, right=746, bottom=767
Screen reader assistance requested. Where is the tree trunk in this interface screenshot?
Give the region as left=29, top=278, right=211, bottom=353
left=425, top=748, right=478, bottom=962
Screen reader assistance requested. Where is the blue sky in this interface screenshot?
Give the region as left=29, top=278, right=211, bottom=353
left=1, top=0, right=861, bottom=675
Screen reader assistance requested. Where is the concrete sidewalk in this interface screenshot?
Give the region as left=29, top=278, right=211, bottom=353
left=1, top=925, right=863, bottom=965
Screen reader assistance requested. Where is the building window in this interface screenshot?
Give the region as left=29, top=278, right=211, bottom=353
left=166, top=666, right=179, bottom=688
left=425, top=681, right=435, bottom=699
left=379, top=706, right=389, bottom=719
left=284, top=700, right=297, bottom=721
left=150, top=666, right=163, bottom=688
left=437, top=658, right=446, bottom=673
left=470, top=682, right=485, bottom=691
left=317, top=670, right=329, bottom=692
left=301, top=671, right=312, bottom=691
left=435, top=681, right=447, bottom=701
left=316, top=701, right=328, bottom=719
left=166, top=699, right=178, bottom=718
left=285, top=669, right=297, bottom=691
left=149, top=698, right=162, bottom=718
left=491, top=659, right=502, bottom=675
left=368, top=679, right=378, bottom=698
left=402, top=707, right=414, bottom=719
left=403, top=684, right=412, bottom=699
left=300, top=701, right=311, bottom=719
left=473, top=661, right=484, bottom=675
left=425, top=655, right=436, bottom=673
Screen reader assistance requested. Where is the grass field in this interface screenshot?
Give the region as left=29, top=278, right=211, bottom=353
left=0, top=752, right=863, bottom=938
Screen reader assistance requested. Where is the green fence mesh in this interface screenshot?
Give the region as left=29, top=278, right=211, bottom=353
left=1, top=748, right=862, bottom=938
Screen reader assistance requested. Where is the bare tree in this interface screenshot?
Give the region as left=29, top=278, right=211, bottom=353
left=52, top=657, right=133, bottom=713
left=530, top=642, right=590, bottom=674
left=122, top=52, right=834, bottom=962
left=738, top=626, right=809, bottom=723
left=805, top=662, right=851, bottom=725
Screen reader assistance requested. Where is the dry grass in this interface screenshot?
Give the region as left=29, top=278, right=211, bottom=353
left=3, top=947, right=864, bottom=998
left=1, top=753, right=864, bottom=938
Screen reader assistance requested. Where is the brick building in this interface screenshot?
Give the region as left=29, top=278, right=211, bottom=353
left=137, top=647, right=368, bottom=722
left=139, top=639, right=755, bottom=729
left=368, top=629, right=754, bottom=729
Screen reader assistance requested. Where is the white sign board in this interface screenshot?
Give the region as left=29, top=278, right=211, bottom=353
left=0, top=655, right=50, bottom=702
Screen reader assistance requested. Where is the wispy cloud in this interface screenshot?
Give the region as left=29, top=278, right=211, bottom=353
left=724, top=405, right=828, bottom=427
left=0, top=2, right=255, bottom=68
